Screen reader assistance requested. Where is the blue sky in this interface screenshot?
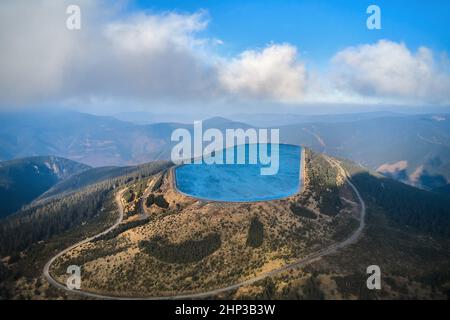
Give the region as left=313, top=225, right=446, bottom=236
left=131, top=0, right=450, bottom=63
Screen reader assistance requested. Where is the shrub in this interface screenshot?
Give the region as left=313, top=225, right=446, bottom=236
left=154, top=195, right=169, bottom=209
left=145, top=194, right=155, bottom=207
left=124, top=190, right=135, bottom=203
left=290, top=204, right=317, bottom=219
left=139, top=233, right=221, bottom=264
left=246, top=217, right=264, bottom=248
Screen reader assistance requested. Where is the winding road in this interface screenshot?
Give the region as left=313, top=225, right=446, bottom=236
left=43, top=189, right=126, bottom=296
left=43, top=158, right=366, bottom=300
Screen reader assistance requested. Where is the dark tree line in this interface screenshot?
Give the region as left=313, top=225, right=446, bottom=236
left=246, top=217, right=264, bottom=248
left=349, top=170, right=450, bottom=236
left=290, top=204, right=317, bottom=220
left=146, top=194, right=169, bottom=209
left=304, top=152, right=342, bottom=216
left=0, top=161, right=170, bottom=257
left=0, top=184, right=111, bottom=256
left=139, top=233, right=221, bottom=264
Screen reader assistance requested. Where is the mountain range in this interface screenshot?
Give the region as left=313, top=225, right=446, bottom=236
left=0, top=112, right=449, bottom=298
left=1, top=111, right=449, bottom=192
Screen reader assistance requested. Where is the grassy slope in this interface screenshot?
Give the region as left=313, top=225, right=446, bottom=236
left=231, top=160, right=450, bottom=299
left=0, top=161, right=170, bottom=299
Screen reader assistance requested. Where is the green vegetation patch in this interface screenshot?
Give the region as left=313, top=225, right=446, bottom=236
left=246, top=217, right=264, bottom=248
left=123, top=190, right=135, bottom=203
left=305, top=152, right=343, bottom=216
left=154, top=195, right=169, bottom=208
left=332, top=273, right=376, bottom=299
left=145, top=194, right=169, bottom=209
left=330, top=217, right=359, bottom=242
left=145, top=194, right=155, bottom=207
left=347, top=167, right=450, bottom=236
left=139, top=233, right=221, bottom=264
left=290, top=204, right=317, bottom=219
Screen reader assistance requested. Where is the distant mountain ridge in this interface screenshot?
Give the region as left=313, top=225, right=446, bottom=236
left=230, top=111, right=404, bottom=127
left=0, top=156, right=90, bottom=218
left=1, top=111, right=449, bottom=190
left=433, top=184, right=450, bottom=194
left=0, top=112, right=248, bottom=166
left=278, top=114, right=450, bottom=190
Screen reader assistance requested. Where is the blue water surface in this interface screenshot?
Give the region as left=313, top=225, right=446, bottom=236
left=174, top=144, right=302, bottom=202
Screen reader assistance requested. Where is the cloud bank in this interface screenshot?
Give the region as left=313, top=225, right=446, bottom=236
left=0, top=1, right=449, bottom=110
left=219, top=44, right=307, bottom=103
left=331, top=40, right=450, bottom=104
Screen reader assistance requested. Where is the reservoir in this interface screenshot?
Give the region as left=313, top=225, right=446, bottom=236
left=174, top=144, right=302, bottom=202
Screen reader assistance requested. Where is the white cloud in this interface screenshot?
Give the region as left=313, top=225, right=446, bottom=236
left=0, top=1, right=308, bottom=108
left=104, top=11, right=208, bottom=53
left=0, top=1, right=219, bottom=107
left=219, top=44, right=307, bottom=103
left=0, top=2, right=449, bottom=110
left=331, top=40, right=450, bottom=105
left=70, top=10, right=220, bottom=102
left=0, top=1, right=84, bottom=105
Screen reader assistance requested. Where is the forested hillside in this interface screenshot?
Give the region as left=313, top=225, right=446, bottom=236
left=0, top=156, right=90, bottom=218
left=37, top=162, right=169, bottom=201
left=0, top=161, right=171, bottom=257
left=343, top=161, right=450, bottom=236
